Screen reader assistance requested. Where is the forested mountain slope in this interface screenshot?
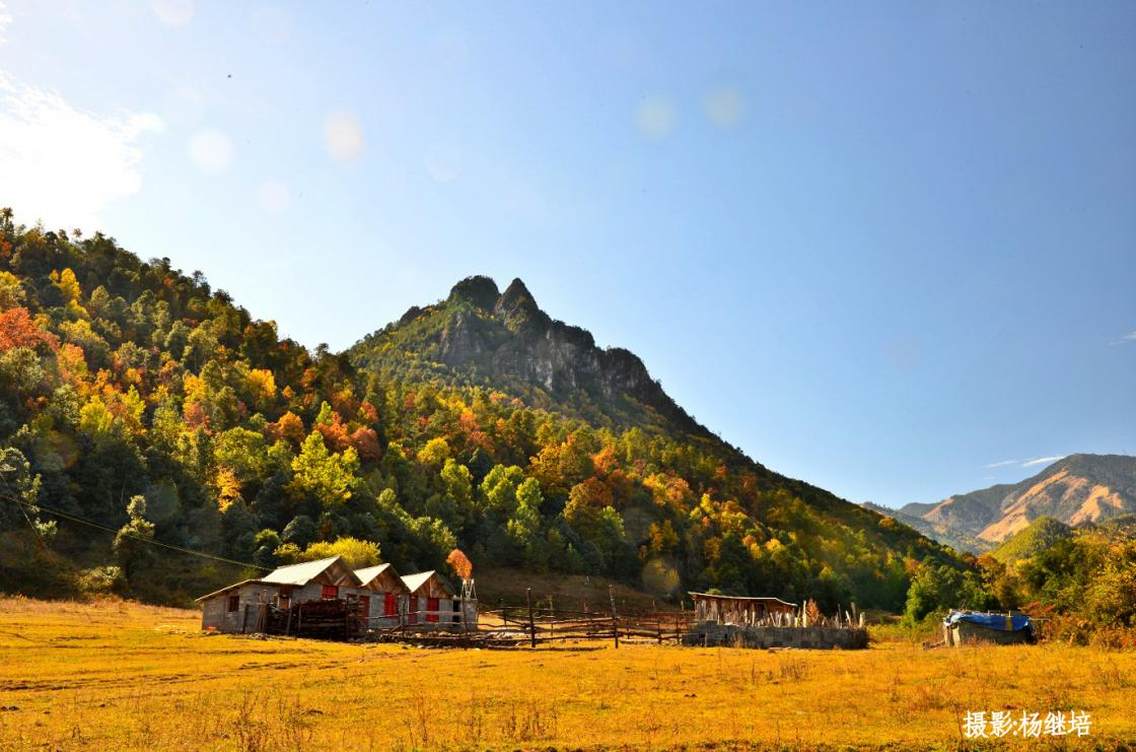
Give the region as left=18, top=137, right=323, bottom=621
left=0, top=211, right=957, bottom=609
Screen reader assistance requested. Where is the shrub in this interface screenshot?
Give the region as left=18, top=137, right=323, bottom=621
left=76, top=566, right=124, bottom=596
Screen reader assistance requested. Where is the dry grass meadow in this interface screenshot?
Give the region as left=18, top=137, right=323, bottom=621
left=1, top=597, right=1135, bottom=751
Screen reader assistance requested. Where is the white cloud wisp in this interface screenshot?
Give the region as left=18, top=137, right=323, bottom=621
left=0, top=72, right=163, bottom=231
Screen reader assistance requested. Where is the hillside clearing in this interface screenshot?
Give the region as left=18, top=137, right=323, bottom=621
left=1, top=597, right=1134, bottom=751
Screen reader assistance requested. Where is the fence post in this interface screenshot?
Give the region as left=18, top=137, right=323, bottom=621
left=526, top=587, right=536, bottom=649
left=609, top=585, right=619, bottom=649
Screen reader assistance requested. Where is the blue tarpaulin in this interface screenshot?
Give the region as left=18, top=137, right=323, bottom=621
left=944, top=610, right=1031, bottom=632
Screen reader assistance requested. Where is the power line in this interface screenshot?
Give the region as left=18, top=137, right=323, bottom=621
left=3, top=490, right=47, bottom=551
left=3, top=496, right=269, bottom=571
left=17, top=501, right=46, bottom=548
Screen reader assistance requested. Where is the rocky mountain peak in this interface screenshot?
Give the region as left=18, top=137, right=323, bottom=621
left=353, top=275, right=707, bottom=436
left=497, top=277, right=535, bottom=307
left=495, top=277, right=549, bottom=332
left=447, top=275, right=500, bottom=310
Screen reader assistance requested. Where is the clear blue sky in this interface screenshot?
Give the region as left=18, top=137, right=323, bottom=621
left=1, top=1, right=1133, bottom=508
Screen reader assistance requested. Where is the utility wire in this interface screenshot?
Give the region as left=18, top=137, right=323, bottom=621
left=17, top=502, right=46, bottom=548
left=3, top=496, right=269, bottom=571
left=5, top=490, right=47, bottom=551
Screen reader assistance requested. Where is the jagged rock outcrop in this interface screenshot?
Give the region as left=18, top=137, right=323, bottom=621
left=354, top=275, right=705, bottom=434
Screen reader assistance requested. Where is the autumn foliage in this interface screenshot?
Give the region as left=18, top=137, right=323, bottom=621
left=0, top=307, right=58, bottom=352
left=0, top=209, right=953, bottom=609
left=447, top=547, right=474, bottom=580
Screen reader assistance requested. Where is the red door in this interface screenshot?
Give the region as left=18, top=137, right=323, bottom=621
left=408, top=595, right=418, bottom=625
left=426, top=597, right=439, bottom=623
left=384, top=592, right=397, bottom=616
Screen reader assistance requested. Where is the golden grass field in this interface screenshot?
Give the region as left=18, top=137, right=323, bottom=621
left=1, top=597, right=1135, bottom=751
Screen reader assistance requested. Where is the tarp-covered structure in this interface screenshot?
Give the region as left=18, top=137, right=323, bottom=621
left=943, top=610, right=1034, bottom=646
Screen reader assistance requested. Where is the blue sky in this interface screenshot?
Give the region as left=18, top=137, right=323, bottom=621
left=1, top=1, right=1133, bottom=508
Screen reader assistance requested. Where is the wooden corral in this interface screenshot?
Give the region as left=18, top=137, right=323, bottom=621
left=685, top=592, right=868, bottom=650
left=689, top=592, right=798, bottom=625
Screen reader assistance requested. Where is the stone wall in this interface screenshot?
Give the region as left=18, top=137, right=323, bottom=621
left=683, top=621, right=869, bottom=650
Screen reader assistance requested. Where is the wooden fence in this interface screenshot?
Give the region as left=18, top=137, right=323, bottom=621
left=474, top=587, right=694, bottom=649
left=252, top=587, right=867, bottom=650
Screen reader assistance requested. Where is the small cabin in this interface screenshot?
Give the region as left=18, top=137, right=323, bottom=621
left=196, top=556, right=363, bottom=634
left=196, top=579, right=283, bottom=634
left=689, top=592, right=798, bottom=625
left=401, top=570, right=463, bottom=629
left=261, top=555, right=363, bottom=607
left=354, top=563, right=410, bottom=629
left=197, top=556, right=478, bottom=637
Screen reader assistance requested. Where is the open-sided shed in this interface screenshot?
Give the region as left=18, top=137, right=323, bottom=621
left=689, top=592, right=798, bottom=625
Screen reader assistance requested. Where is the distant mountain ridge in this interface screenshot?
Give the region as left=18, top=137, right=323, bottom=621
left=874, top=454, right=1136, bottom=552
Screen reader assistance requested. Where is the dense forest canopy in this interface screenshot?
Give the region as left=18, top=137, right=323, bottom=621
left=0, top=209, right=962, bottom=609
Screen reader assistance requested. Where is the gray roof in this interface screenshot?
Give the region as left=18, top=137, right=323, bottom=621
left=400, top=570, right=439, bottom=594
left=261, top=555, right=356, bottom=586
left=354, top=563, right=394, bottom=586
left=194, top=578, right=267, bottom=603
left=193, top=556, right=364, bottom=604
left=688, top=592, right=798, bottom=607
